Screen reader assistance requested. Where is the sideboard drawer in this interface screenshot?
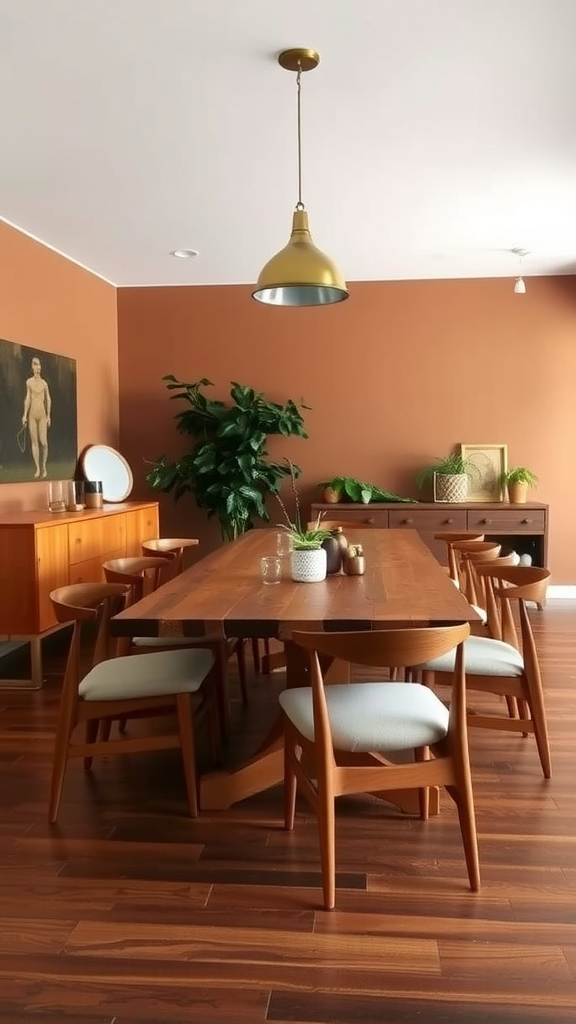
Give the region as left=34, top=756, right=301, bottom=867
left=68, top=517, right=126, bottom=564
left=389, top=509, right=467, bottom=531
left=467, top=510, right=546, bottom=533
left=326, top=510, right=390, bottom=528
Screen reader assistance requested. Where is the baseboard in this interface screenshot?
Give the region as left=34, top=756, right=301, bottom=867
left=547, top=585, right=576, bottom=599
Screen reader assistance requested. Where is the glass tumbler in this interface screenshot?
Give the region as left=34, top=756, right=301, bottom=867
left=47, top=480, right=67, bottom=513
left=276, top=531, right=294, bottom=556
left=260, top=555, right=282, bottom=585
left=66, top=480, right=85, bottom=511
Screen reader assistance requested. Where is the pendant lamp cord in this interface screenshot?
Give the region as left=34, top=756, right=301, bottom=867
left=296, top=64, right=304, bottom=210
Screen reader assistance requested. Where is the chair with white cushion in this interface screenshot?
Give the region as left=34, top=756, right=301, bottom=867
left=140, top=542, right=252, bottom=702
left=279, top=623, right=480, bottom=910
left=416, top=566, right=551, bottom=777
left=48, top=583, right=218, bottom=822
left=103, top=556, right=245, bottom=732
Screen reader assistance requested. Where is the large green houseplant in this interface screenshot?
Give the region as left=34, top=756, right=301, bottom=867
left=146, top=376, right=309, bottom=541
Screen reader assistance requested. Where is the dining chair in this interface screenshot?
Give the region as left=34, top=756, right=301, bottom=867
left=102, top=556, right=246, bottom=732
left=416, top=565, right=552, bottom=777
left=449, top=540, right=502, bottom=603
left=457, top=548, right=518, bottom=632
left=279, top=623, right=480, bottom=909
left=433, top=532, right=485, bottom=585
left=142, top=538, right=256, bottom=694
left=141, top=537, right=199, bottom=577
left=48, top=582, right=218, bottom=821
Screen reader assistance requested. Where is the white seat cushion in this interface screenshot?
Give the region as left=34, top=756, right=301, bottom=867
left=79, top=648, right=214, bottom=701
left=418, top=635, right=524, bottom=677
left=279, top=682, right=449, bottom=751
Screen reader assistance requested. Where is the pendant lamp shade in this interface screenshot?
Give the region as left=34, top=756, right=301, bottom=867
left=253, top=209, right=349, bottom=306
left=514, top=276, right=526, bottom=294
left=252, top=48, right=349, bottom=308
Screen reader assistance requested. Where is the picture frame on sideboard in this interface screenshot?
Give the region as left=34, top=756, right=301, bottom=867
left=460, top=443, right=508, bottom=501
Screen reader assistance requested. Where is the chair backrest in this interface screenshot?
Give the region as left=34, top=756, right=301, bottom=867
left=459, top=551, right=519, bottom=630
left=450, top=540, right=502, bottom=603
left=433, top=532, right=486, bottom=582
left=291, top=624, right=470, bottom=758
left=474, top=564, right=551, bottom=652
left=50, top=582, right=130, bottom=723
left=141, top=538, right=199, bottom=576
left=102, top=556, right=169, bottom=604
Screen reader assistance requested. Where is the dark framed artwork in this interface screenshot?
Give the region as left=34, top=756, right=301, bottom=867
left=0, top=339, right=78, bottom=483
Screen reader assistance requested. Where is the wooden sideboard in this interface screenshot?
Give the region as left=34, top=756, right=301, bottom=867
left=0, top=501, right=159, bottom=687
left=310, top=501, right=549, bottom=567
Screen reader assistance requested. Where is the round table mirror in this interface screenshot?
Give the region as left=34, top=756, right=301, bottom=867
left=81, top=445, right=134, bottom=503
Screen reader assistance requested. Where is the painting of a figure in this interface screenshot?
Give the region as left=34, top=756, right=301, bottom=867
left=0, top=339, right=77, bottom=483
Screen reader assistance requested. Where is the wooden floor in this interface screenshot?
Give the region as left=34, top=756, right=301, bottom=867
left=1, top=602, right=576, bottom=1023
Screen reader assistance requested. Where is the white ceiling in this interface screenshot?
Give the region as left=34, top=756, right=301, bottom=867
left=2, top=0, right=576, bottom=288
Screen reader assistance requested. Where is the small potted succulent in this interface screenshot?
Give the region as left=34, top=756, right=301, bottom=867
left=416, top=452, right=479, bottom=503
left=501, top=466, right=538, bottom=504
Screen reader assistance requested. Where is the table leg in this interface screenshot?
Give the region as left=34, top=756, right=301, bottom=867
left=199, top=641, right=310, bottom=810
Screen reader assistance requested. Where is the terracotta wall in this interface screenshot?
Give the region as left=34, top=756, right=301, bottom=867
left=118, top=277, right=576, bottom=583
left=0, top=221, right=119, bottom=512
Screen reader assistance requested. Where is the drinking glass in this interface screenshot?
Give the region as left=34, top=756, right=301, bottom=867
left=276, top=531, right=293, bottom=556
left=66, top=480, right=85, bottom=511
left=47, top=480, right=67, bottom=513
left=260, top=555, right=282, bottom=585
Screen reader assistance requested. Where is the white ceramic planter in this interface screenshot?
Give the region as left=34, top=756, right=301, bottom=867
left=290, top=547, right=327, bottom=583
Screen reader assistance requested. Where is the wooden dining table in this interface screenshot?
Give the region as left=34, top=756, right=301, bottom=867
left=112, top=527, right=480, bottom=812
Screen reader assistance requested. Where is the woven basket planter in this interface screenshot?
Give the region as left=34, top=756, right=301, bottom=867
left=433, top=473, right=468, bottom=503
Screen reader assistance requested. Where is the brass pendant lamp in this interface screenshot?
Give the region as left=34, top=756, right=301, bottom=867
left=252, top=48, right=349, bottom=307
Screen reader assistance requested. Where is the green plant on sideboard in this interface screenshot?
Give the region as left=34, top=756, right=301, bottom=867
left=146, top=376, right=309, bottom=541
left=501, top=466, right=539, bottom=504
left=501, top=466, right=539, bottom=488
left=318, top=475, right=416, bottom=505
left=415, top=452, right=479, bottom=491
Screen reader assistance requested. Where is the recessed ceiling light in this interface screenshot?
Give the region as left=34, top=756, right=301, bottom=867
left=170, top=248, right=199, bottom=259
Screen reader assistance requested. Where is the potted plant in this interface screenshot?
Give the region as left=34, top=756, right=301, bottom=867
left=318, top=475, right=415, bottom=504
left=145, top=376, right=309, bottom=541
left=501, top=466, right=538, bottom=504
left=277, top=464, right=331, bottom=581
left=319, top=479, right=344, bottom=503
left=416, top=452, right=478, bottom=503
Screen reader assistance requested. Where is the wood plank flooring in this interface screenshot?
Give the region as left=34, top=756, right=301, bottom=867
left=1, top=602, right=575, bottom=1023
